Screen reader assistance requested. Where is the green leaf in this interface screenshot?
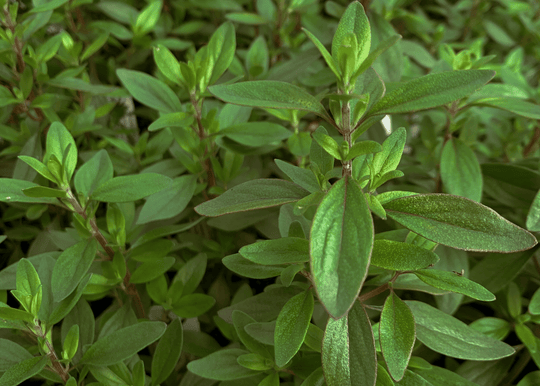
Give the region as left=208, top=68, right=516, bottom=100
left=173, top=293, right=216, bottom=318
left=62, top=324, right=79, bottom=361
left=527, top=189, right=540, bottom=232
left=0, top=305, right=35, bottom=323
left=48, top=274, right=91, bottom=325
left=310, top=126, right=335, bottom=175
left=225, top=12, right=268, bottom=25
left=414, top=269, right=495, bottom=301
left=371, top=240, right=439, bottom=271
left=472, top=97, right=540, bottom=119
left=195, top=179, right=309, bottom=217
left=74, top=150, right=114, bottom=198
left=151, top=318, right=183, bottom=386
left=237, top=353, right=273, bottom=370
left=80, top=32, right=109, bottom=61
left=207, top=22, right=236, bottom=85
left=376, top=363, right=395, bottom=386
left=332, top=2, right=370, bottom=65
left=232, top=310, right=273, bottom=359
left=372, top=127, right=406, bottom=177
left=209, top=81, right=331, bottom=120
left=530, top=288, right=540, bottom=315
left=52, top=239, right=97, bottom=302
left=413, top=365, right=478, bottom=386
left=468, top=317, right=511, bottom=341
left=187, top=349, right=259, bottom=380
left=383, top=194, right=537, bottom=252
left=0, top=339, right=32, bottom=371
left=246, top=36, right=269, bottom=77
left=130, top=257, right=176, bottom=284
left=440, top=138, right=482, bottom=202
left=353, top=35, right=401, bottom=79
left=301, top=367, right=325, bottom=386
left=322, top=302, right=377, bottom=386
left=22, top=186, right=66, bottom=198
left=517, top=371, right=540, bottom=386
left=405, top=301, right=515, bottom=360
left=370, top=70, right=495, bottom=115
left=302, top=28, right=341, bottom=80
left=380, top=293, right=415, bottom=381
left=45, top=121, right=78, bottom=183
left=153, top=45, right=183, bottom=85
left=117, top=69, right=182, bottom=113
left=310, top=177, right=374, bottom=318
left=222, top=254, right=284, bottom=279
left=274, top=290, right=314, bottom=367
left=15, top=258, right=42, bottom=316
left=134, top=0, right=162, bottom=36
left=239, top=237, right=310, bottom=265
left=137, top=175, right=197, bottom=224
left=312, top=131, right=342, bottom=160
left=91, top=173, right=173, bottom=203
left=218, top=122, right=292, bottom=147
left=148, top=112, right=193, bottom=132
left=275, top=159, right=321, bottom=193
left=17, top=156, right=56, bottom=183
left=80, top=321, right=166, bottom=366
left=345, top=140, right=382, bottom=161
left=0, top=356, right=48, bottom=386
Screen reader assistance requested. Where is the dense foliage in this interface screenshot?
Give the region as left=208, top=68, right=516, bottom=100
left=1, top=0, right=540, bottom=385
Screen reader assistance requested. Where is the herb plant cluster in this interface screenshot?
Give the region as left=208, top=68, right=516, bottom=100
left=1, top=0, right=540, bottom=385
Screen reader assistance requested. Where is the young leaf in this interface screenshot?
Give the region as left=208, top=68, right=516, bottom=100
left=52, top=239, right=97, bottom=302
left=275, top=159, right=321, bottom=193
left=186, top=349, right=259, bottom=380
left=80, top=321, right=166, bottom=366
left=91, top=173, right=173, bottom=203
left=17, top=156, right=56, bottom=183
left=345, top=141, right=382, bottom=161
left=0, top=356, right=48, bottom=386
left=274, top=290, right=314, bottom=367
left=405, top=301, right=515, bottom=360
left=310, top=126, right=335, bottom=175
left=134, top=0, right=162, bottom=36
left=310, top=177, right=374, bottom=318
left=151, top=318, right=183, bottom=386
left=369, top=70, right=495, bottom=115
left=239, top=237, right=309, bottom=265
left=312, top=131, right=342, bottom=160
left=302, top=28, right=341, bottom=80
left=371, top=240, right=439, bottom=271
left=383, top=194, right=537, bottom=252
left=353, top=35, right=401, bottom=79
left=195, top=179, right=309, bottom=216
left=74, top=149, right=114, bottom=197
left=440, top=138, right=482, bottom=202
left=332, top=2, right=370, bottom=66
left=232, top=310, right=273, bottom=359
left=207, top=22, right=236, bottom=85
left=209, top=81, right=331, bottom=121
left=371, top=127, right=406, bottom=177
left=380, top=293, right=415, bottom=381
left=153, top=45, right=183, bottom=86
left=414, top=269, right=495, bottom=301
left=322, top=302, right=377, bottom=386
left=117, top=69, right=182, bottom=113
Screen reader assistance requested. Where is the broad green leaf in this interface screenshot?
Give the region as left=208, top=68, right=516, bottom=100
left=134, top=0, right=162, bottom=36
left=117, top=69, right=182, bottom=113
left=52, top=239, right=97, bottom=302
left=209, top=81, right=331, bottom=120
left=396, top=370, right=433, bottom=386
left=218, top=122, right=292, bottom=147
left=195, top=179, right=309, bottom=216
left=413, top=365, right=478, bottom=386
left=310, top=126, right=335, bottom=175
left=187, top=349, right=259, bottom=380
left=80, top=321, right=166, bottom=366
left=137, top=175, right=197, bottom=224
left=0, top=305, right=34, bottom=323
left=22, top=186, right=66, bottom=198
left=371, top=240, right=439, bottom=271
left=301, top=367, right=325, bottom=386
left=370, top=70, right=495, bottom=115
left=517, top=371, right=540, bottom=386
left=244, top=321, right=275, bottom=345
left=17, top=156, right=56, bottom=183
left=472, top=97, right=540, bottom=119
left=207, top=22, right=236, bottom=85
left=332, top=2, right=370, bottom=65
left=440, top=139, right=482, bottom=202
left=246, top=36, right=269, bottom=77
left=414, top=269, right=495, bottom=301
left=345, top=141, right=382, bottom=161
left=45, top=121, right=77, bottom=183
left=303, top=323, right=324, bottom=353
left=232, top=311, right=273, bottom=359
left=372, top=127, right=406, bottom=177
left=312, top=131, right=341, bottom=160
left=383, top=194, right=537, bottom=252
left=130, top=257, right=176, bottom=284
left=310, top=177, right=374, bottom=318
left=0, top=356, right=48, bottom=386
left=175, top=253, right=207, bottom=296
left=91, top=173, right=173, bottom=203
left=239, top=237, right=309, bottom=265
left=74, top=150, right=114, bottom=197
left=527, top=189, right=540, bottom=231
left=151, top=318, right=183, bottom=386
left=237, top=353, right=273, bottom=370
left=376, top=363, right=395, bottom=386
left=322, top=302, right=377, bottom=386
left=222, top=254, right=284, bottom=279
left=405, top=301, right=515, bottom=360
left=225, top=12, right=268, bottom=25
left=275, top=290, right=314, bottom=367
left=380, top=293, right=415, bottom=381
left=48, top=274, right=91, bottom=325
left=173, top=294, right=216, bottom=318
left=260, top=372, right=280, bottom=386
left=468, top=317, right=511, bottom=341
left=275, top=159, right=321, bottom=193
left=0, top=339, right=32, bottom=371
left=153, top=45, right=183, bottom=85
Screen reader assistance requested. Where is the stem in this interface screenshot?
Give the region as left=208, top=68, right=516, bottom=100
left=190, top=94, right=216, bottom=194
left=358, top=272, right=400, bottom=303
left=342, top=101, right=352, bottom=177
left=523, top=126, right=540, bottom=158
left=34, top=323, right=69, bottom=383
left=65, top=191, right=146, bottom=318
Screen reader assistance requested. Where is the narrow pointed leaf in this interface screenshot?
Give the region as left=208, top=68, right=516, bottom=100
left=332, top=2, right=370, bottom=64
left=353, top=35, right=401, bottom=79
left=91, top=173, right=173, bottom=203
left=380, top=293, right=415, bottom=381
left=311, top=177, right=374, bottom=318
left=405, top=301, right=515, bottom=360
left=303, top=28, right=340, bottom=79
left=239, top=237, right=309, bottom=265
left=209, top=81, right=331, bottom=120
left=322, top=302, right=377, bottom=386
left=151, top=319, right=183, bottom=386
left=383, top=194, right=537, bottom=252
left=372, top=127, right=406, bottom=176
left=275, top=290, right=314, bottom=367
left=370, top=70, right=495, bottom=115
left=472, top=97, right=540, bottom=120
left=195, top=179, right=309, bottom=217
left=371, top=240, right=439, bottom=271
left=187, top=349, right=259, bottom=380
left=414, top=269, right=495, bottom=301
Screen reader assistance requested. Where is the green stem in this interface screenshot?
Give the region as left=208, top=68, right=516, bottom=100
left=342, top=101, right=352, bottom=177
left=34, top=323, right=69, bottom=383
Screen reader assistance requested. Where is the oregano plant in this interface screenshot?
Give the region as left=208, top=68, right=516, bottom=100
left=1, top=0, right=540, bottom=385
